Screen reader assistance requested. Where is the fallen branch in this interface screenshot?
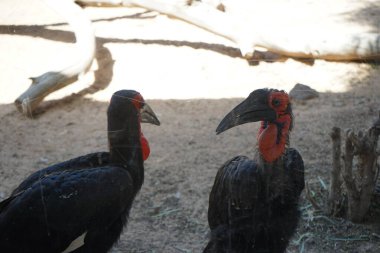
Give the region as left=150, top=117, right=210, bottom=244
left=15, top=0, right=95, bottom=116
left=79, top=0, right=380, bottom=60
left=16, top=0, right=380, bottom=114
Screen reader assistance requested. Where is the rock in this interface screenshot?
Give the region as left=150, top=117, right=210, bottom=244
left=289, top=83, right=319, bottom=101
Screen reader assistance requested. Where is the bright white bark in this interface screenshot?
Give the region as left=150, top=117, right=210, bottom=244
left=119, top=0, right=380, bottom=60
left=15, top=0, right=95, bottom=116
left=17, top=0, right=380, bottom=114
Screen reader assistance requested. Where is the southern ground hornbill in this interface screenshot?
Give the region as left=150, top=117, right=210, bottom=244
left=204, top=88, right=305, bottom=253
left=0, top=90, right=160, bottom=253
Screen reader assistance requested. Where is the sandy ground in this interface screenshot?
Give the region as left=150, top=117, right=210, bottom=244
left=1, top=0, right=380, bottom=252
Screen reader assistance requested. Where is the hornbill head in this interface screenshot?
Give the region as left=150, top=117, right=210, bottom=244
left=216, top=88, right=292, bottom=134
left=109, top=90, right=160, bottom=126
left=108, top=90, right=160, bottom=161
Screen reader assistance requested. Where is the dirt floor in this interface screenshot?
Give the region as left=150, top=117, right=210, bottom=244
left=1, top=0, right=380, bottom=252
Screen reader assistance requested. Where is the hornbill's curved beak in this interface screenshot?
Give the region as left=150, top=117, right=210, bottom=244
left=216, top=89, right=276, bottom=134
left=141, top=103, right=160, bottom=126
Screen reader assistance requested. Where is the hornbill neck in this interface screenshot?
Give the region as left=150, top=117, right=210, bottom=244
left=107, top=108, right=145, bottom=186
left=108, top=122, right=143, bottom=165
left=257, top=114, right=292, bottom=163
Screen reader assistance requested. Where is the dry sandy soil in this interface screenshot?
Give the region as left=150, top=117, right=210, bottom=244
left=1, top=0, right=380, bottom=252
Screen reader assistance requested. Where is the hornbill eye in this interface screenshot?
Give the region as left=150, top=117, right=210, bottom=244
left=272, top=99, right=281, bottom=107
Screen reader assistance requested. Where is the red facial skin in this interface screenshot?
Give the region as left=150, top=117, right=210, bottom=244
left=132, top=93, right=150, bottom=161
left=257, top=92, right=291, bottom=163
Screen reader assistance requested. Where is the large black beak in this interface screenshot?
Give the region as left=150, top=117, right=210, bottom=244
left=141, top=103, right=160, bottom=126
left=216, top=89, right=276, bottom=134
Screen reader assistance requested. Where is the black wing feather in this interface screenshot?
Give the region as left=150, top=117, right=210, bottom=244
left=205, top=148, right=305, bottom=253
left=284, top=148, right=305, bottom=197
left=0, top=153, right=137, bottom=253
left=11, top=152, right=110, bottom=195
left=207, top=156, right=259, bottom=229
left=0, top=152, right=109, bottom=213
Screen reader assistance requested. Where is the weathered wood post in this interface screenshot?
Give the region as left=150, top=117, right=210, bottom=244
left=328, top=127, right=343, bottom=216
left=328, top=112, right=380, bottom=222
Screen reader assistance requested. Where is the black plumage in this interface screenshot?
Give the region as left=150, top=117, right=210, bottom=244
left=204, top=89, right=305, bottom=253
left=0, top=90, right=160, bottom=253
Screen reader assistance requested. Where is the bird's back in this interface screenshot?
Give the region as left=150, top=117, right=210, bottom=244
left=10, top=152, right=110, bottom=196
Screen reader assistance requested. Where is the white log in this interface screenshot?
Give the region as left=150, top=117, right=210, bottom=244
left=117, top=0, right=380, bottom=60
left=123, top=0, right=246, bottom=49
left=77, top=0, right=380, bottom=60
left=15, top=0, right=95, bottom=116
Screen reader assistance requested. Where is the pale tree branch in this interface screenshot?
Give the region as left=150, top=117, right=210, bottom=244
left=16, top=0, right=380, bottom=114
left=80, top=0, right=380, bottom=60
left=15, top=0, right=95, bottom=116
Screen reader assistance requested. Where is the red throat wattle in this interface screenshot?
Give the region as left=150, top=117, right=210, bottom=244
left=140, top=133, right=150, bottom=161
left=132, top=93, right=150, bottom=161
left=257, top=114, right=291, bottom=163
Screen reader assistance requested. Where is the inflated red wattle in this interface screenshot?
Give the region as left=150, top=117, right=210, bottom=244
left=140, top=133, right=150, bottom=161
left=257, top=114, right=291, bottom=163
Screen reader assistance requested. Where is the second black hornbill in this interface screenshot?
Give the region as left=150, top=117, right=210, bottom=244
left=204, top=89, right=305, bottom=253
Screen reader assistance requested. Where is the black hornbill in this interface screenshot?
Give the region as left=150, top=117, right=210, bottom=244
left=0, top=90, right=160, bottom=253
left=204, top=89, right=305, bottom=253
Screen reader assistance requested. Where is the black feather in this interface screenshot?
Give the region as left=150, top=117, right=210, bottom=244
left=204, top=148, right=304, bottom=253
left=0, top=90, right=156, bottom=253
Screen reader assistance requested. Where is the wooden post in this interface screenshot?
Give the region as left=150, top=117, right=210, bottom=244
left=329, top=112, right=380, bottom=222
left=342, top=130, right=361, bottom=222
left=328, top=127, right=343, bottom=216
